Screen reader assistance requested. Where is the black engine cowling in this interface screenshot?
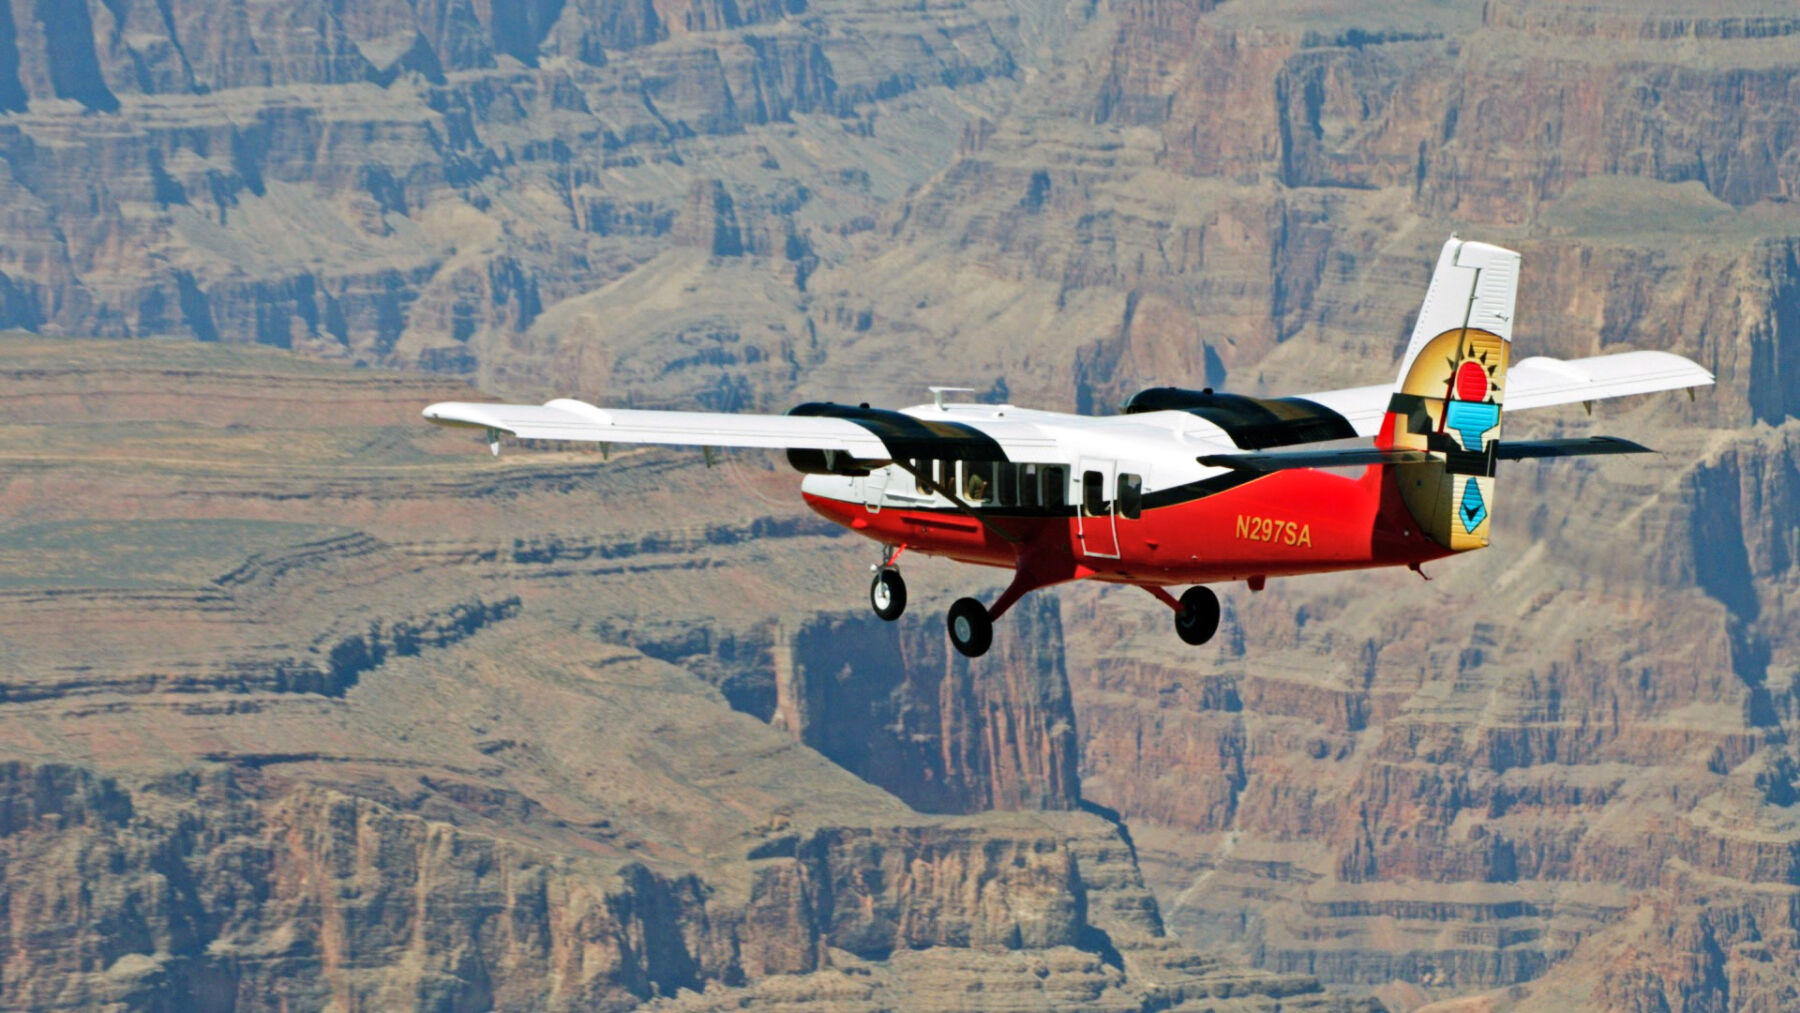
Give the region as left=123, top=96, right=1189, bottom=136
left=1122, top=387, right=1356, bottom=450
left=785, top=448, right=880, bottom=476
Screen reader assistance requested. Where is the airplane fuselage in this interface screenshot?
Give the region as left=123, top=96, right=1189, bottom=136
left=799, top=402, right=1452, bottom=590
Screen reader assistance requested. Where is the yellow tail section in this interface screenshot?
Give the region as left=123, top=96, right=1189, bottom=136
left=1383, top=239, right=1520, bottom=552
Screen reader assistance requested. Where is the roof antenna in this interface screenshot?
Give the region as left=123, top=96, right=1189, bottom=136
left=928, top=386, right=974, bottom=411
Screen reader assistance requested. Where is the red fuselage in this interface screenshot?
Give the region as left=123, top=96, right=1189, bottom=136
left=804, top=463, right=1452, bottom=591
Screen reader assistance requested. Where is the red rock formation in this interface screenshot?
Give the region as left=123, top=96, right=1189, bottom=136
left=770, top=596, right=1081, bottom=813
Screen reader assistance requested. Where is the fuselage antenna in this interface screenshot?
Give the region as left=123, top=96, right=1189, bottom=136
left=928, top=386, right=975, bottom=411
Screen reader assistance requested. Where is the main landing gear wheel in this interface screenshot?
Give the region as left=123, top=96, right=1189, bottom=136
left=1175, top=586, right=1221, bottom=646
left=947, top=597, right=994, bottom=658
left=870, top=568, right=907, bottom=621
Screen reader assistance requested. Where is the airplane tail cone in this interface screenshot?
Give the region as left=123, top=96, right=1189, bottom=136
left=1379, top=238, right=1521, bottom=552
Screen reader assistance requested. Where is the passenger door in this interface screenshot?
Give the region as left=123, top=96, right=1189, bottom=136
left=1076, top=459, right=1120, bottom=558
left=861, top=465, right=890, bottom=512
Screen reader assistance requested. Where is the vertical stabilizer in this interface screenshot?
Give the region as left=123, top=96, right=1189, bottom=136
left=1381, top=238, right=1520, bottom=552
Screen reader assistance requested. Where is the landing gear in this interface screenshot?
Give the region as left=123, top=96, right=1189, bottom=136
left=870, top=568, right=906, bottom=621
left=1174, top=585, right=1220, bottom=646
left=869, top=545, right=907, bottom=621
left=947, top=597, right=994, bottom=658
left=934, top=556, right=1062, bottom=660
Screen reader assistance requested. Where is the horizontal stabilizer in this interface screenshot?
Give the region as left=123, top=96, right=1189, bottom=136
left=1197, top=448, right=1434, bottom=472
left=1495, top=435, right=1652, bottom=459
left=1199, top=436, right=1651, bottom=473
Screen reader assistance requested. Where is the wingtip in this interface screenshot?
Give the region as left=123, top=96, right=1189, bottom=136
left=420, top=401, right=501, bottom=431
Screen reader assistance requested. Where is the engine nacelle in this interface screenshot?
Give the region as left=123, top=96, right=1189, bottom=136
left=785, top=448, right=881, bottom=476
left=1123, top=386, right=1356, bottom=449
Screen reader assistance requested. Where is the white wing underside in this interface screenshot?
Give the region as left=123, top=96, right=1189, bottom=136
left=424, top=350, right=1712, bottom=454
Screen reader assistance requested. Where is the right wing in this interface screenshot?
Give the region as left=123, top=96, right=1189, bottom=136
left=1504, top=351, right=1715, bottom=411
left=1299, top=350, right=1713, bottom=441
left=422, top=399, right=1057, bottom=462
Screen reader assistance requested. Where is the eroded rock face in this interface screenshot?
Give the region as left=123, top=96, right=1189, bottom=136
left=0, top=0, right=1033, bottom=403
left=0, top=762, right=1111, bottom=1011
left=0, top=336, right=1373, bottom=1011
left=769, top=597, right=1081, bottom=814
left=869, top=3, right=1800, bottom=1008
left=5, top=0, right=1800, bottom=1009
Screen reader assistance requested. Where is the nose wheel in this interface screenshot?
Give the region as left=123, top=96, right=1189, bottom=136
left=1174, top=586, right=1220, bottom=645
left=947, top=597, right=993, bottom=657
left=870, top=567, right=907, bottom=621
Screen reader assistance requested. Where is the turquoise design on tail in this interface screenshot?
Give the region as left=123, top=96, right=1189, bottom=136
left=1459, top=478, right=1487, bottom=532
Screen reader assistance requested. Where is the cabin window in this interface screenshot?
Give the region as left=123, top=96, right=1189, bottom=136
left=1117, top=473, right=1143, bottom=520
left=914, top=459, right=1074, bottom=509
left=962, top=461, right=995, bottom=504
left=997, top=462, right=1019, bottom=506
left=1082, top=470, right=1107, bottom=515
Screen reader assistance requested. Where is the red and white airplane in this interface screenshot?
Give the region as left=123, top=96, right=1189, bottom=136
left=426, top=238, right=1712, bottom=657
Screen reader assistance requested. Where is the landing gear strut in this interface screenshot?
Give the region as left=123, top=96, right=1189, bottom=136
left=947, top=597, right=993, bottom=657
left=939, top=556, right=1067, bottom=660
left=869, top=546, right=906, bottom=621
left=1174, top=586, right=1220, bottom=646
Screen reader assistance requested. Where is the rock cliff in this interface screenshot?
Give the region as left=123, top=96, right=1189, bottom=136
left=3, top=0, right=1800, bottom=1009
left=0, top=336, right=1369, bottom=1010
left=813, top=1, right=1800, bottom=1009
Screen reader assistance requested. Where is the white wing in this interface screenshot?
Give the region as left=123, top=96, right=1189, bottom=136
left=423, top=398, right=1058, bottom=461
left=1505, top=351, right=1715, bottom=411
left=425, top=399, right=889, bottom=456
left=428, top=347, right=1711, bottom=457
left=1301, top=350, right=1714, bottom=439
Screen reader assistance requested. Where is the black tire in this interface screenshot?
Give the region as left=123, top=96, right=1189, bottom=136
left=1175, top=586, right=1221, bottom=646
left=947, top=597, right=993, bottom=658
left=870, top=569, right=906, bottom=621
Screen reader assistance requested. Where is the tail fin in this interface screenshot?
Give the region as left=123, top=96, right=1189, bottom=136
left=1380, top=238, right=1520, bottom=552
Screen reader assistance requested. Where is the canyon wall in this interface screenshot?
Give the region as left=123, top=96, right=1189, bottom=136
left=2, top=0, right=1800, bottom=1009
left=0, top=336, right=1370, bottom=1010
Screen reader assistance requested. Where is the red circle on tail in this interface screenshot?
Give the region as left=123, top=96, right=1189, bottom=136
left=1455, top=360, right=1489, bottom=402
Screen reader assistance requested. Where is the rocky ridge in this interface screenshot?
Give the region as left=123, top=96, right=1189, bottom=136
left=3, top=0, right=1800, bottom=1009
left=0, top=335, right=1367, bottom=1010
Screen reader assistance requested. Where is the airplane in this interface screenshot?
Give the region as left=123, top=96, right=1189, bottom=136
left=424, top=238, right=1714, bottom=658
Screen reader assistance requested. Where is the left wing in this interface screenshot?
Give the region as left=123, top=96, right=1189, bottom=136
left=422, top=398, right=1058, bottom=462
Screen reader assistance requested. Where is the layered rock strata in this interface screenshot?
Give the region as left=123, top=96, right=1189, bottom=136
left=0, top=335, right=1368, bottom=1010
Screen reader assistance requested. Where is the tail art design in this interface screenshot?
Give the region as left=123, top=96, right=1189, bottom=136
left=1381, top=239, right=1520, bottom=552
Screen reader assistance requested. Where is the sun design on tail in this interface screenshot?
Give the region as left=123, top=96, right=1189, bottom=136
left=1445, top=343, right=1502, bottom=406
left=1437, top=334, right=1507, bottom=457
